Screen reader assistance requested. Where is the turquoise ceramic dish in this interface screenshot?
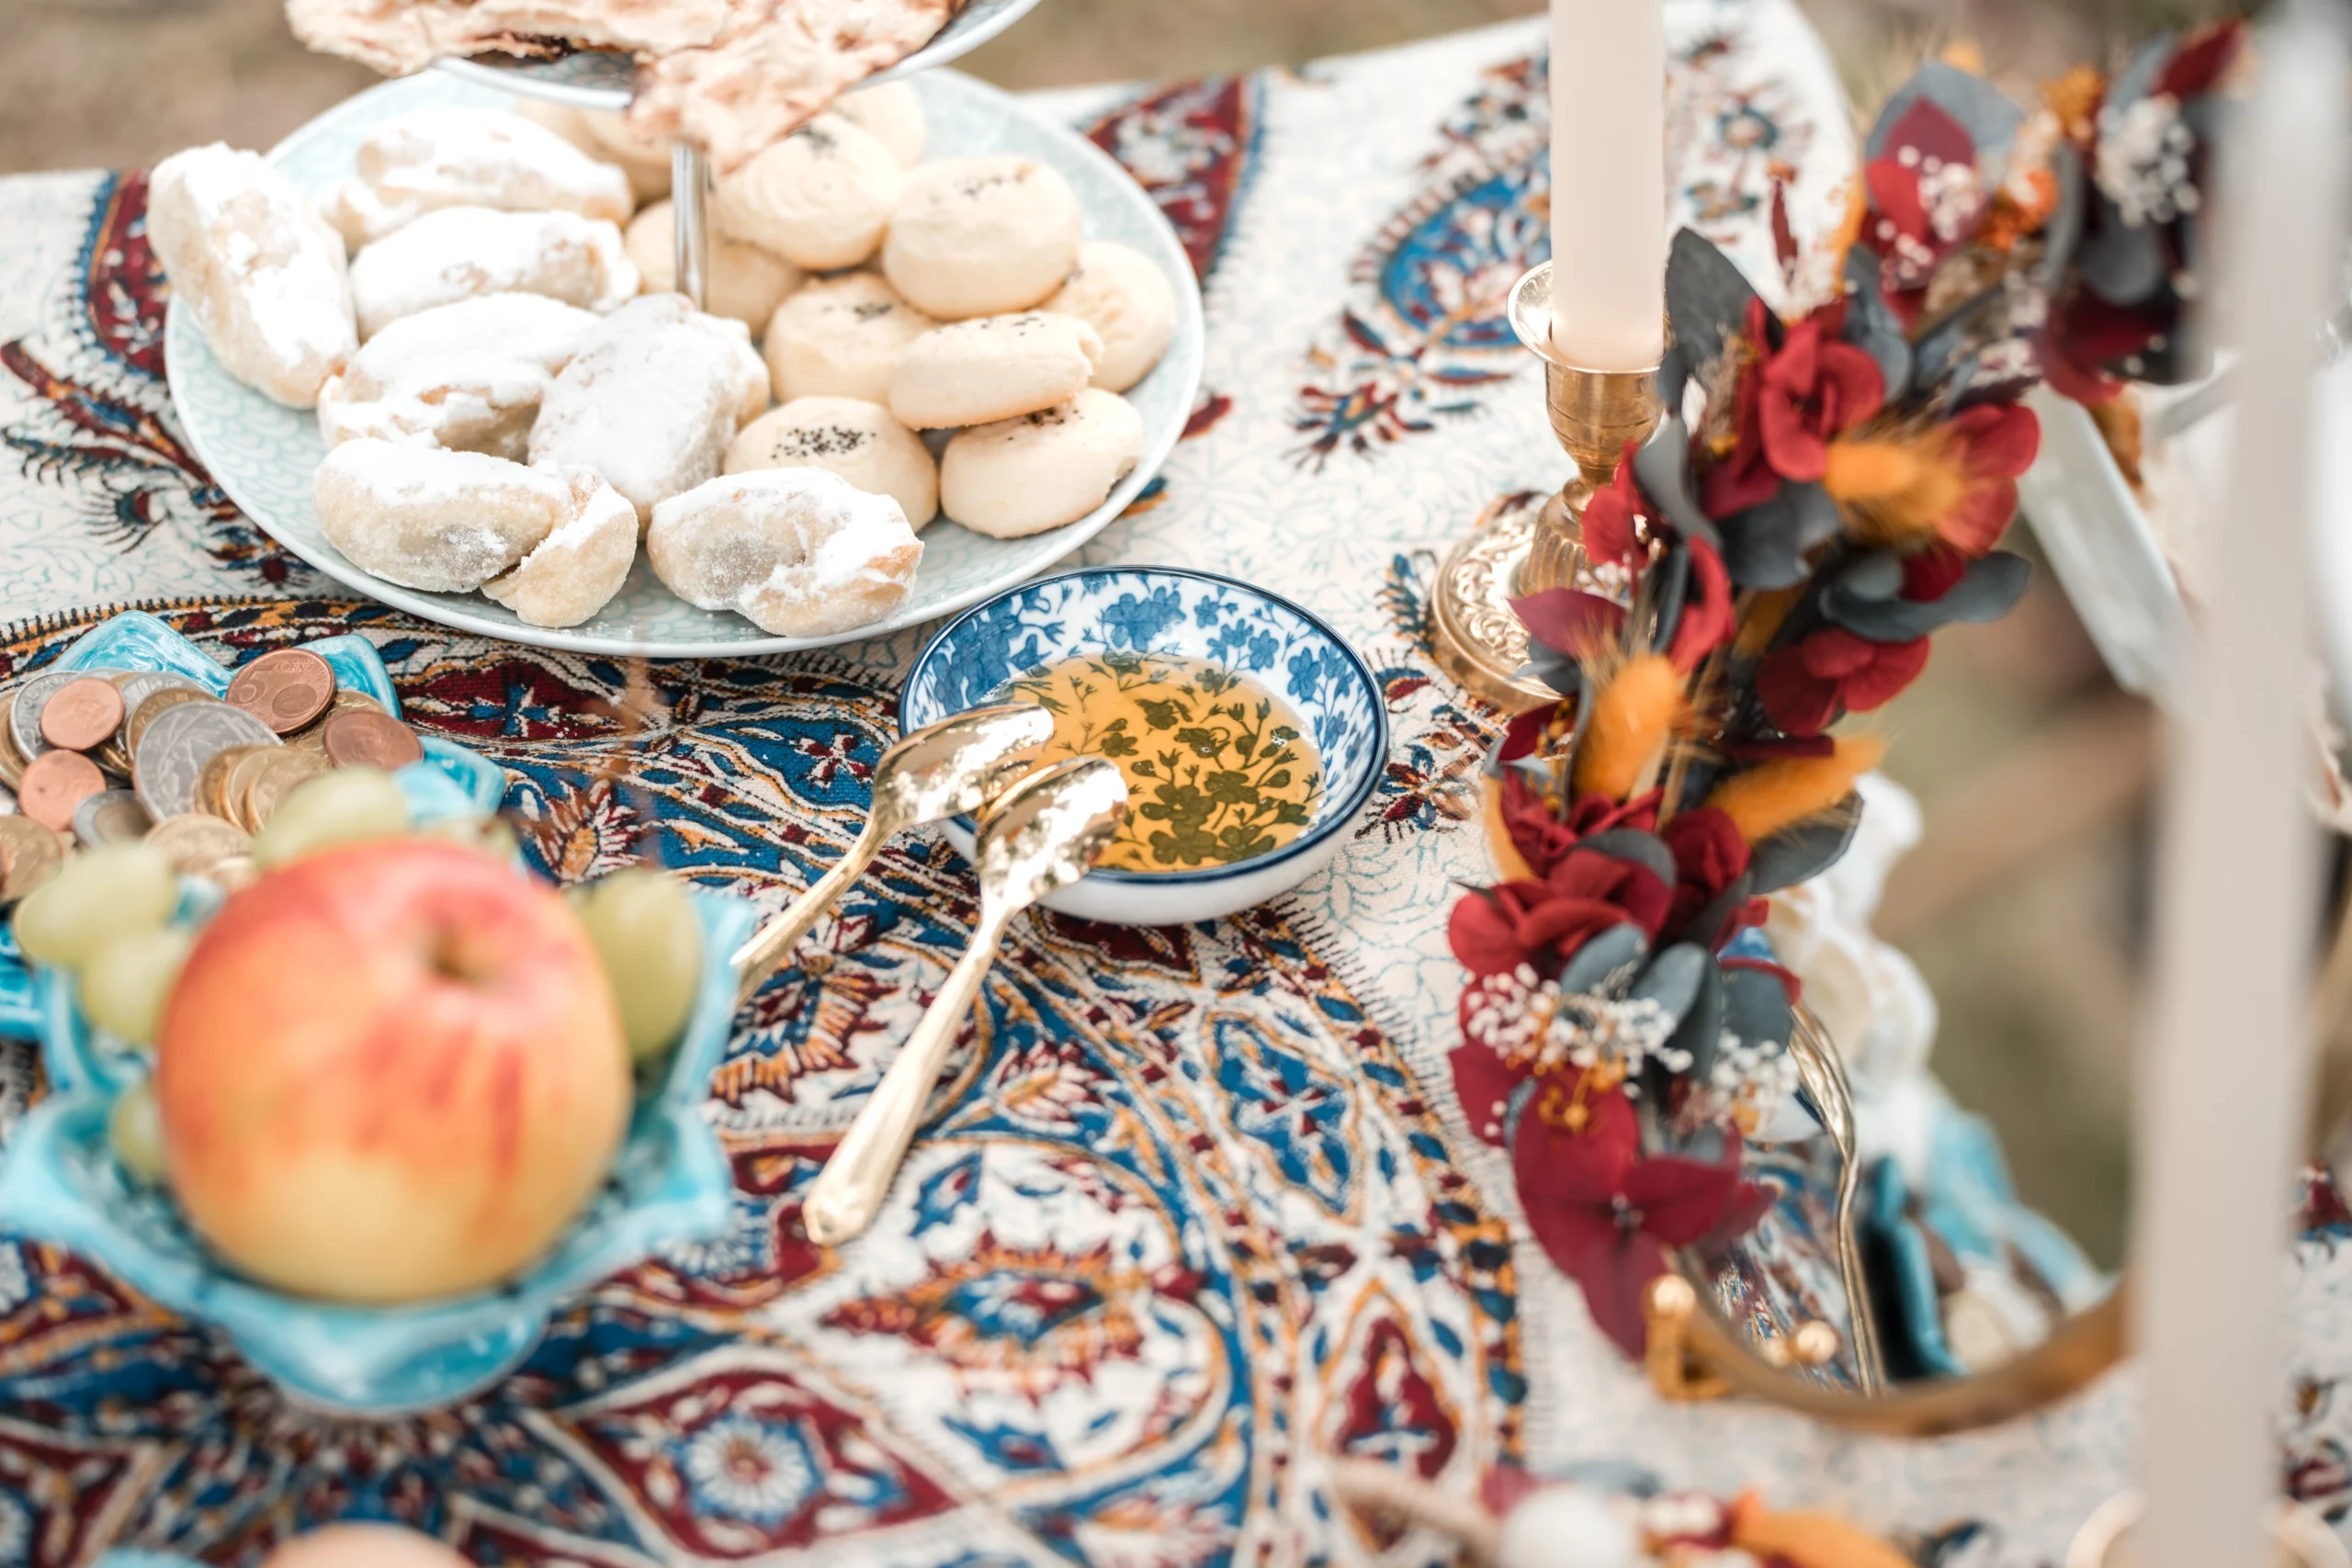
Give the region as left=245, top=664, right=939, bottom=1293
left=0, top=613, right=750, bottom=1414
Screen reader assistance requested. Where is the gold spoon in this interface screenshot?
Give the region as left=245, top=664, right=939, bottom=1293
left=731, top=703, right=1056, bottom=1003
left=799, top=756, right=1127, bottom=1246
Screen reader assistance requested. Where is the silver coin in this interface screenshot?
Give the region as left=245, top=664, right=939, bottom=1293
left=72, top=788, right=151, bottom=846
left=133, top=700, right=281, bottom=821
left=110, top=671, right=210, bottom=750
left=0, top=784, right=15, bottom=816
left=9, top=669, right=85, bottom=761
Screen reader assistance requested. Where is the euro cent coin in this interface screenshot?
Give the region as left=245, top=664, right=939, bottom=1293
left=8, top=669, right=86, bottom=762
left=226, top=649, right=336, bottom=735
left=144, top=813, right=254, bottom=883
left=18, top=750, right=106, bottom=833
left=322, top=710, right=425, bottom=771
left=39, top=678, right=127, bottom=753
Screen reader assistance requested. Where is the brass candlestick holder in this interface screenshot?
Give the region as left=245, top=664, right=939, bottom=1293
left=1427, top=263, right=1666, bottom=711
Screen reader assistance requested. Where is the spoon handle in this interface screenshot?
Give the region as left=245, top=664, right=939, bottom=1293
left=730, top=818, right=886, bottom=1004
left=800, top=906, right=1011, bottom=1246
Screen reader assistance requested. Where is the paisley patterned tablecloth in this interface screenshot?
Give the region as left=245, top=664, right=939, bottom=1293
left=5, top=8, right=2352, bottom=1565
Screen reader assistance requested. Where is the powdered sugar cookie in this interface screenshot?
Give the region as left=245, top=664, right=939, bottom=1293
left=889, top=311, right=1102, bottom=430
left=762, top=271, right=937, bottom=405
left=148, top=143, right=356, bottom=409
left=941, top=389, right=1145, bottom=539
left=1046, top=242, right=1177, bottom=393
left=482, top=468, right=640, bottom=627
left=626, top=200, right=801, bottom=332
left=727, top=397, right=938, bottom=528
left=322, top=107, right=633, bottom=248
left=520, top=100, right=670, bottom=205
left=529, top=293, right=770, bottom=522
left=833, top=82, right=925, bottom=168
left=713, top=115, right=901, bottom=272
left=881, top=157, right=1081, bottom=320
left=348, top=207, right=637, bottom=339
left=649, top=468, right=922, bottom=637
left=317, top=292, right=602, bottom=458
left=314, top=439, right=580, bottom=592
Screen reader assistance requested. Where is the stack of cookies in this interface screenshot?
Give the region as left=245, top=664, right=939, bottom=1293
left=151, top=80, right=1178, bottom=641
left=0, top=648, right=431, bottom=905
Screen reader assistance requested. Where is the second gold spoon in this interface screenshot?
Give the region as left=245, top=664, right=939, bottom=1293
left=730, top=703, right=1055, bottom=1002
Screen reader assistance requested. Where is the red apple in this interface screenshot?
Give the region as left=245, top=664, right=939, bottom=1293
left=156, top=838, right=632, bottom=1303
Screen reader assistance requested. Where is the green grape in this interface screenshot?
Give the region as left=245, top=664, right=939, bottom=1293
left=11, top=841, right=176, bottom=971
left=251, top=766, right=412, bottom=867
left=80, top=926, right=196, bottom=1047
left=109, top=1078, right=168, bottom=1185
left=574, top=868, right=703, bottom=1063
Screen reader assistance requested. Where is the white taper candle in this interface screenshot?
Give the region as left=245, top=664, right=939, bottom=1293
left=1547, top=0, right=1668, bottom=371
left=2134, top=5, right=2349, bottom=1564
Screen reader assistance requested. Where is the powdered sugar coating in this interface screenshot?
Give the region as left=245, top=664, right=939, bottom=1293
left=626, top=201, right=802, bottom=332
left=648, top=467, right=922, bottom=637
left=323, top=107, right=635, bottom=248
left=348, top=206, right=638, bottom=340
left=726, top=395, right=938, bottom=528
left=762, top=271, right=937, bottom=405
left=148, top=143, right=356, bottom=409
left=1046, top=241, right=1177, bottom=394
left=483, top=469, right=640, bottom=626
left=881, top=155, right=1081, bottom=320
left=834, top=82, right=926, bottom=169
left=713, top=114, right=903, bottom=272
left=286, top=0, right=730, bottom=75
left=317, top=292, right=603, bottom=457
left=941, top=387, right=1144, bottom=539
left=313, top=439, right=575, bottom=592
left=888, top=310, right=1102, bottom=429
left=528, top=293, right=772, bottom=522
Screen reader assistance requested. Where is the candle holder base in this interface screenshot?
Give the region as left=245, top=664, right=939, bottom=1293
left=1424, top=262, right=1662, bottom=714
left=1428, top=491, right=1564, bottom=712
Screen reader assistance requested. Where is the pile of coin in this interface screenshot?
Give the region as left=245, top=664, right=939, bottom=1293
left=0, top=646, right=428, bottom=905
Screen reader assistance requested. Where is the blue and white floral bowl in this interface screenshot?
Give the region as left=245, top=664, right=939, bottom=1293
left=902, top=568, right=1387, bottom=925
left=0, top=614, right=751, bottom=1415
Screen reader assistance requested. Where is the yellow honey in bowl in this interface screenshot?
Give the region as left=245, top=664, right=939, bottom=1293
left=992, top=652, right=1325, bottom=873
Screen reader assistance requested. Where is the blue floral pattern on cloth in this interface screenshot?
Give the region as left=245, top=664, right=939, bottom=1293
left=0, top=600, right=1521, bottom=1565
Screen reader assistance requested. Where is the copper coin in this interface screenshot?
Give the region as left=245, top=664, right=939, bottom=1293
left=0, top=817, right=63, bottom=904
left=17, top=750, right=105, bottom=833
left=126, top=686, right=210, bottom=756
left=39, top=678, right=127, bottom=753
left=322, top=710, right=424, bottom=771
left=226, top=649, right=336, bottom=736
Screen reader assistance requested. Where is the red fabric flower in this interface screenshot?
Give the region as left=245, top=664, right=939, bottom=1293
left=1702, top=300, right=1885, bottom=517
left=1511, top=588, right=1627, bottom=661
left=1497, top=770, right=1579, bottom=880
left=1447, top=847, right=1675, bottom=978
left=1661, top=807, right=1752, bottom=938
left=1668, top=536, right=1736, bottom=671
left=1578, top=445, right=1650, bottom=570
left=1512, top=1083, right=1767, bottom=1358
left=1756, top=626, right=1930, bottom=737
left=1863, top=97, right=1984, bottom=313
left=1933, top=402, right=2041, bottom=556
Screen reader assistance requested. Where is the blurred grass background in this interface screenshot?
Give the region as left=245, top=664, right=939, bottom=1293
left=0, top=0, right=2245, bottom=1264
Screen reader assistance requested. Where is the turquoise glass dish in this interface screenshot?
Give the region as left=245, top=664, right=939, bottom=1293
left=0, top=613, right=750, bottom=1414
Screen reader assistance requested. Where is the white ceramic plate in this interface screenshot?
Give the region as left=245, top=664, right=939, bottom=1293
left=432, top=0, right=1046, bottom=110
left=164, top=68, right=1204, bottom=658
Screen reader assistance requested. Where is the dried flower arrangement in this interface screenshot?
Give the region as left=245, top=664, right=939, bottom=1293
left=1452, top=23, right=2247, bottom=1359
